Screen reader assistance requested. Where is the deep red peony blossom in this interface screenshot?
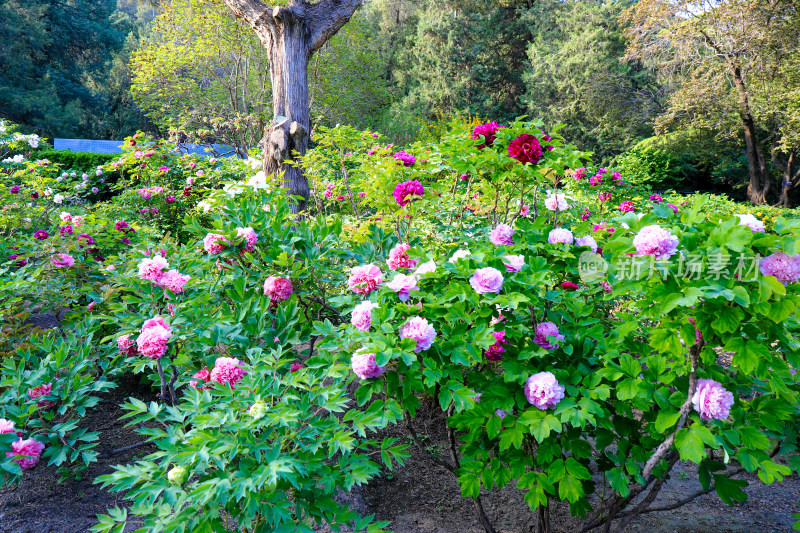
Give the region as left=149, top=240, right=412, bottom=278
left=507, top=134, right=543, bottom=165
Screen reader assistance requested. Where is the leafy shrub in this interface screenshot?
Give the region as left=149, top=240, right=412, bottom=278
left=35, top=149, right=118, bottom=172
left=614, top=138, right=698, bottom=190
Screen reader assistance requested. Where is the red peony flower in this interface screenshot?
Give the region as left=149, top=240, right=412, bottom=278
left=507, top=134, right=543, bottom=165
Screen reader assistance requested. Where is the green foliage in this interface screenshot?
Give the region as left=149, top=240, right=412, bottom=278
left=614, top=137, right=698, bottom=189
left=35, top=150, right=119, bottom=173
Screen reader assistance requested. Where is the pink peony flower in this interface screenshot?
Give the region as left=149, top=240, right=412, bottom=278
left=544, top=194, right=569, bottom=211
left=593, top=222, right=615, bottom=234
left=29, top=383, right=54, bottom=408
left=759, top=252, right=800, bottom=285
left=508, top=134, right=543, bottom=165
left=601, top=281, right=613, bottom=293
left=470, top=267, right=504, bottom=294
left=51, top=254, right=75, bottom=268
left=393, top=180, right=425, bottom=207
left=484, top=331, right=511, bottom=362
left=561, top=281, right=579, bottom=291
left=290, top=363, right=303, bottom=372
left=589, top=175, right=603, bottom=187
left=190, top=368, right=211, bottom=390
left=393, top=151, right=416, bottom=166
left=0, top=419, right=15, bottom=434
left=649, top=194, right=663, bottom=204
left=136, top=325, right=172, bottom=359
left=534, top=322, right=564, bottom=350
left=6, top=438, right=45, bottom=470
left=524, top=371, right=565, bottom=410
left=503, top=255, right=525, bottom=273
left=471, top=121, right=505, bottom=149
left=386, top=273, right=419, bottom=302
left=490, top=224, right=515, bottom=246
left=736, top=214, right=765, bottom=233
left=548, top=228, right=574, bottom=245
left=632, top=225, right=679, bottom=260
left=351, top=350, right=386, bottom=379
left=387, top=243, right=419, bottom=270
left=158, top=269, right=190, bottom=294
left=351, top=301, right=377, bottom=331
left=415, top=260, right=437, bottom=275
left=263, top=276, right=294, bottom=303
left=619, top=201, right=635, bottom=213
left=575, top=235, right=598, bottom=252
left=573, top=168, right=586, bottom=180
left=598, top=192, right=612, bottom=203
left=203, top=233, right=228, bottom=254
left=142, top=316, right=170, bottom=331
left=348, top=264, right=384, bottom=295
left=612, top=171, right=623, bottom=183
left=581, top=208, right=591, bottom=221
left=117, top=334, right=136, bottom=356
left=692, top=378, right=734, bottom=421
left=210, top=357, right=248, bottom=387
left=666, top=203, right=678, bottom=214
left=137, top=255, right=169, bottom=282
left=400, top=316, right=437, bottom=353
left=449, top=249, right=471, bottom=262
left=520, top=204, right=530, bottom=216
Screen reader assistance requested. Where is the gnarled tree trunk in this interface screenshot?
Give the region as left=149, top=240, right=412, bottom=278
left=731, top=65, right=771, bottom=205
left=222, top=0, right=363, bottom=214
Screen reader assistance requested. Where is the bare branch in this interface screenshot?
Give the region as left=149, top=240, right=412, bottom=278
left=307, top=0, right=363, bottom=55
left=222, top=0, right=275, bottom=35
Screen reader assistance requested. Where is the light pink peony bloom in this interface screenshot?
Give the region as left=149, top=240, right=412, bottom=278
left=735, top=214, right=765, bottom=233
left=759, top=252, right=800, bottom=285
left=210, top=357, right=248, bottom=388
left=692, top=378, right=734, bottom=421
left=387, top=243, right=418, bottom=270
left=203, top=233, right=228, bottom=254
left=490, top=224, right=515, bottom=246
left=72, top=216, right=84, bottom=227
left=117, top=334, right=136, bottom=356
left=351, top=350, right=386, bottom=379
left=59, top=212, right=71, bottom=222
left=142, top=316, right=170, bottom=331
left=263, top=276, right=294, bottom=303
left=503, top=255, right=525, bottom=273
left=449, top=249, right=471, bottom=262
left=544, top=194, right=569, bottom=211
left=534, top=322, right=564, bottom=350
left=348, top=264, right=384, bottom=295
left=137, top=255, right=169, bottom=282
left=6, top=438, right=45, bottom=470
left=387, top=273, right=419, bottom=302
left=415, top=260, right=437, bottom=275
left=400, top=316, right=437, bottom=353
left=632, top=225, right=679, bottom=260
left=548, top=228, right=574, bottom=245
left=136, top=325, right=172, bottom=359
left=158, top=270, right=190, bottom=294
left=51, top=254, right=75, bottom=268
left=236, top=227, right=258, bottom=252
left=524, top=371, right=565, bottom=410
left=0, top=419, right=16, bottom=434
left=575, top=235, right=598, bottom=252
left=470, top=268, right=504, bottom=294
left=351, top=301, right=378, bottom=331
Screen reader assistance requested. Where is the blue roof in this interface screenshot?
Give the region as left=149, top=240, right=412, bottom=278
left=54, top=139, right=240, bottom=157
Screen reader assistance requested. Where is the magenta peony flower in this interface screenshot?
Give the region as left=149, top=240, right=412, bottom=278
left=484, top=331, right=511, bottom=362
left=263, top=276, right=294, bottom=303
left=236, top=227, right=258, bottom=253
left=589, top=175, right=603, bottom=187
left=573, top=168, right=586, bottom=180
left=666, top=203, right=678, bottom=214
left=471, top=121, right=505, bottom=149
left=290, top=363, right=303, bottom=372
left=503, top=255, right=525, bottom=273
left=10, top=185, right=20, bottom=194
left=348, top=264, right=384, bottom=295
left=203, top=233, right=228, bottom=254
left=490, top=224, right=515, bottom=246
left=520, top=204, right=530, bottom=216
left=736, top=214, right=765, bottom=233
left=158, top=269, right=191, bottom=294
left=544, top=194, right=569, bottom=211
left=598, top=192, right=612, bottom=203
left=386, top=273, right=419, bottom=302
left=6, top=438, right=45, bottom=470
left=601, top=281, right=613, bottom=293
left=692, top=378, right=734, bottom=421
left=29, top=383, right=54, bottom=409
left=561, top=281, right=579, bottom=291
left=759, top=252, right=800, bottom=285
left=351, top=301, right=377, bottom=331
left=393, top=180, right=425, bottom=207
left=117, top=334, right=136, bottom=356
left=60, top=225, right=73, bottom=235
left=575, top=235, right=598, bottom=252
left=189, top=368, right=211, bottom=390
left=649, top=194, right=663, bottom=204
left=508, top=134, right=543, bottom=165
left=632, top=225, right=679, bottom=260
left=534, top=322, right=564, bottom=350
left=387, top=243, right=418, bottom=270
left=136, top=325, right=172, bottom=359
left=0, top=418, right=15, bottom=434
left=137, top=255, right=169, bottom=282
left=115, top=220, right=129, bottom=231
left=524, top=372, right=565, bottom=410
left=548, top=228, right=574, bottom=245
left=619, top=201, right=635, bottom=213
left=393, top=151, right=416, bottom=166
left=400, top=316, right=437, bottom=353
left=210, top=357, right=248, bottom=388
left=593, top=222, right=615, bottom=234
left=612, top=171, right=623, bottom=183
left=34, top=230, right=48, bottom=240
left=470, top=267, right=504, bottom=294
left=351, top=350, right=386, bottom=379
left=51, top=254, right=75, bottom=268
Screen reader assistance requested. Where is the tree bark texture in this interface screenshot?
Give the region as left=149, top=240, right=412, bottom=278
left=731, top=66, right=771, bottom=205
left=222, top=0, right=363, bottom=214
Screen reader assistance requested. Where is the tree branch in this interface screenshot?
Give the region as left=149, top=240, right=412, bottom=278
left=307, top=0, right=363, bottom=55
left=222, top=0, right=275, bottom=34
